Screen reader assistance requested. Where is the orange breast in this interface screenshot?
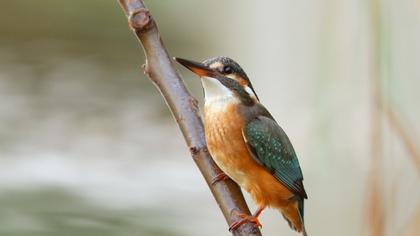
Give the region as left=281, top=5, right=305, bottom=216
left=204, top=102, right=294, bottom=209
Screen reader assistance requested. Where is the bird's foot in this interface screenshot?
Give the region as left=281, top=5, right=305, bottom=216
left=229, top=213, right=262, bottom=231
left=211, top=172, right=229, bottom=185
left=229, top=208, right=264, bottom=231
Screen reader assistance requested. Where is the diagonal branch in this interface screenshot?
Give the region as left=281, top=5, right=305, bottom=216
left=118, top=1, right=262, bottom=235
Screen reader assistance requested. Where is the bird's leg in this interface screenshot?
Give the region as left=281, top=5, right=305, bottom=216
left=211, top=172, right=229, bottom=185
left=229, top=207, right=265, bottom=231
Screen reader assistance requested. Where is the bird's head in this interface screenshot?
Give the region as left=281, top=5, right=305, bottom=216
left=175, top=56, right=259, bottom=106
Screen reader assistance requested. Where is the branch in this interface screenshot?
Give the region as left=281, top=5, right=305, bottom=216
left=118, top=1, right=262, bottom=235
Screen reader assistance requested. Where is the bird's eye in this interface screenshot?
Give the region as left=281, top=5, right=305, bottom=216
left=223, top=66, right=233, bottom=74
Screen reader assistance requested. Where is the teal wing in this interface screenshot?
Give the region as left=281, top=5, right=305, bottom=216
left=243, top=116, right=307, bottom=199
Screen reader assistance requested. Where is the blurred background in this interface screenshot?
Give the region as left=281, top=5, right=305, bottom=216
left=0, top=0, right=419, bottom=236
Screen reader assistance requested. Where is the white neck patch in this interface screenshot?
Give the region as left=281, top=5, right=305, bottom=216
left=244, top=85, right=257, bottom=100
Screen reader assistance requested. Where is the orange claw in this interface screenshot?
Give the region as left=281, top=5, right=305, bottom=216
left=229, top=208, right=265, bottom=231
left=211, top=172, right=229, bottom=185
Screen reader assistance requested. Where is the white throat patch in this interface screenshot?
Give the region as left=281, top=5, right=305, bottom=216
left=201, top=77, right=239, bottom=105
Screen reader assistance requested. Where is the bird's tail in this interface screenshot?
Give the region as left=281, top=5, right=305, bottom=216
left=297, top=199, right=308, bottom=236
left=281, top=198, right=308, bottom=236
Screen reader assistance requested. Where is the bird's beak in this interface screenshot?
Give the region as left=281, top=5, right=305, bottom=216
left=174, top=57, right=217, bottom=78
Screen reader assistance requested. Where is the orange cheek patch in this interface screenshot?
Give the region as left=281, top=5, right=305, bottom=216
left=238, top=78, right=249, bottom=87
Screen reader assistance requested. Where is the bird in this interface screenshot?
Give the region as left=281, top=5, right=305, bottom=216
left=175, top=56, right=308, bottom=236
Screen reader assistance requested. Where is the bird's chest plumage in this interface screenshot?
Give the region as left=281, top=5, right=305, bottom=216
left=204, top=99, right=261, bottom=194
left=204, top=99, right=294, bottom=208
left=204, top=101, right=255, bottom=188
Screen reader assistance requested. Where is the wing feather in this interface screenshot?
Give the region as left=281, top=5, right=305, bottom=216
left=243, top=116, right=307, bottom=199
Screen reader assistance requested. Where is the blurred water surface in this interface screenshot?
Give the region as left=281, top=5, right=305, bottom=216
left=0, top=1, right=419, bottom=236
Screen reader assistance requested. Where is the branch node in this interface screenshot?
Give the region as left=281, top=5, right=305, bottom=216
left=189, top=97, right=199, bottom=111
left=190, top=146, right=199, bottom=155
left=141, top=63, right=150, bottom=77
left=128, top=8, right=153, bottom=32
left=189, top=146, right=208, bottom=155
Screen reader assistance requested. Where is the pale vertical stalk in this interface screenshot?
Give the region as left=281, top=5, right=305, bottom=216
left=366, top=0, right=385, bottom=235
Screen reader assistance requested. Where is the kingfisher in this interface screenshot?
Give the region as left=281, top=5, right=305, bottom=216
left=175, top=56, right=308, bottom=236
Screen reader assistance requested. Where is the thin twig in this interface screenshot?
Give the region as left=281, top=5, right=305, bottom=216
left=117, top=1, right=262, bottom=235
left=366, top=0, right=385, bottom=235
left=383, top=106, right=420, bottom=172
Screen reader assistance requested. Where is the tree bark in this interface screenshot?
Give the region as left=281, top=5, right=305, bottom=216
left=118, top=1, right=262, bottom=235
